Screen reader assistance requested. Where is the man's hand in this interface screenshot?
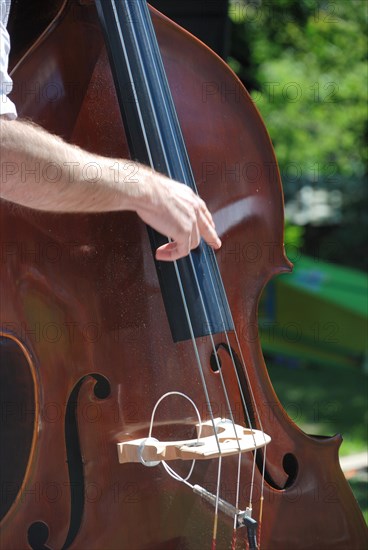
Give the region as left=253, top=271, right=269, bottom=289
left=135, top=177, right=221, bottom=261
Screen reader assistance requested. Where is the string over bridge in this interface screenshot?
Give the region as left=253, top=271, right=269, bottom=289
left=117, top=419, right=271, bottom=465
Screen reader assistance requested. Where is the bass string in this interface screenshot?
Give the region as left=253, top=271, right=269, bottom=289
left=134, top=0, right=243, bottom=464
left=138, top=0, right=267, bottom=449
left=134, top=0, right=267, bottom=534
left=135, top=0, right=262, bottom=446
left=189, top=242, right=268, bottom=543
left=117, top=0, right=267, bottom=542
left=127, top=0, right=226, bottom=451
left=202, top=244, right=269, bottom=514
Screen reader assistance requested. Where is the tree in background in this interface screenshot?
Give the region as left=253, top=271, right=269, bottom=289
left=228, top=0, right=367, bottom=270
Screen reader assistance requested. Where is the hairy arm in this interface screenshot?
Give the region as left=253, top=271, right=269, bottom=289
left=0, top=118, right=157, bottom=212
left=0, top=118, right=221, bottom=260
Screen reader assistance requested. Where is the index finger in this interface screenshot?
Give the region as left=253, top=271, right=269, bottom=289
left=198, top=209, right=221, bottom=249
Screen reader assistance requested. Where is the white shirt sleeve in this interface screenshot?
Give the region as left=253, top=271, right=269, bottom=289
left=0, top=0, right=17, bottom=119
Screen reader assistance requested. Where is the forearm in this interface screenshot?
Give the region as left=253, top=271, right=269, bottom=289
left=0, top=117, right=220, bottom=260
left=0, top=118, right=150, bottom=212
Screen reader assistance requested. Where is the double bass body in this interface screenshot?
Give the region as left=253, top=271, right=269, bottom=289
left=0, top=1, right=367, bottom=548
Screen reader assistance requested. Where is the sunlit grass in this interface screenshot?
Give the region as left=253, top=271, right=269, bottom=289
left=266, top=358, right=367, bottom=455
left=266, top=357, right=367, bottom=522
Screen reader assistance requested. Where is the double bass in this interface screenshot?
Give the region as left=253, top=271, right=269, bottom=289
left=1, top=0, right=367, bottom=548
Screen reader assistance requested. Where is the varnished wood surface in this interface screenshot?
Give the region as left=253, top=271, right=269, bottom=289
left=0, top=1, right=367, bottom=548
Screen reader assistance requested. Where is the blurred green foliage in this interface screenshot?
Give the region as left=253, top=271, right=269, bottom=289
left=284, top=219, right=304, bottom=249
left=228, top=0, right=367, bottom=269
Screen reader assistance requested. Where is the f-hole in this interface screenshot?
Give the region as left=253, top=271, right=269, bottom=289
left=26, top=373, right=111, bottom=550
left=212, top=343, right=299, bottom=490
left=62, top=373, right=111, bottom=549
